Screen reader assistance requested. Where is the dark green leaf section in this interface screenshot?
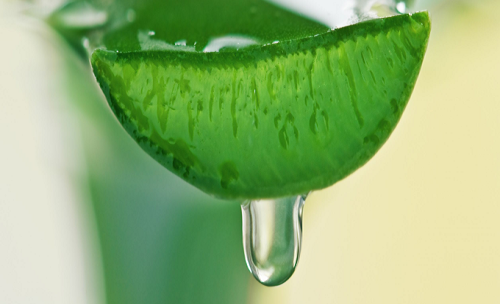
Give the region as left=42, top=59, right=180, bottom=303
left=99, top=0, right=329, bottom=52
left=92, top=12, right=431, bottom=200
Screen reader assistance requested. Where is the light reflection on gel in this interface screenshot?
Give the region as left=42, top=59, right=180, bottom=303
left=203, top=35, right=259, bottom=52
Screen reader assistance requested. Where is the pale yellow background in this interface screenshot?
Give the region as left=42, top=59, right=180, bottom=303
left=249, top=1, right=500, bottom=303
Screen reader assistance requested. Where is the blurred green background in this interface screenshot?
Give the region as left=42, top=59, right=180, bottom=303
left=1, top=0, right=499, bottom=303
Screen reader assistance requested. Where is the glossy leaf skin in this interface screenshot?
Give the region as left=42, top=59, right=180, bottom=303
left=99, top=0, right=329, bottom=52
left=92, top=12, right=430, bottom=200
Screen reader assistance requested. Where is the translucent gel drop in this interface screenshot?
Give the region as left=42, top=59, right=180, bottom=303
left=241, top=195, right=306, bottom=286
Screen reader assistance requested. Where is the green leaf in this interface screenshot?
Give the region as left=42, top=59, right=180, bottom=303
left=91, top=10, right=430, bottom=200
left=99, top=0, right=330, bottom=52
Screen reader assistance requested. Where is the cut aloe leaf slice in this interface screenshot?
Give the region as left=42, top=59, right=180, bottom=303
left=91, top=11, right=430, bottom=200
